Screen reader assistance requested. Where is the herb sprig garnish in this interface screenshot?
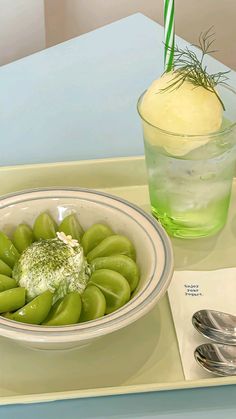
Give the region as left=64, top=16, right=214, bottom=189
left=162, top=27, right=230, bottom=110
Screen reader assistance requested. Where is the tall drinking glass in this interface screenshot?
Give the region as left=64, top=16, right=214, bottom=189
left=138, top=85, right=236, bottom=238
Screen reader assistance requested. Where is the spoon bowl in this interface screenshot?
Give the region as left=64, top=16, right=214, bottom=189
left=194, top=343, right=236, bottom=376
left=192, top=309, right=236, bottom=345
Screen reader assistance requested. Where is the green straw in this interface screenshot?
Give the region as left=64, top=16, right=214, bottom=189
left=164, top=0, right=175, bottom=72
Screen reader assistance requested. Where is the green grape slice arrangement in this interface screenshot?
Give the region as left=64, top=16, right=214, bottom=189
left=43, top=292, right=82, bottom=326
left=58, top=214, right=84, bottom=241
left=80, top=285, right=106, bottom=322
left=0, top=212, right=140, bottom=326
left=89, top=269, right=131, bottom=314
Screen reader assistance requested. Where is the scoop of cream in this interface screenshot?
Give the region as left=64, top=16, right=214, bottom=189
left=140, top=72, right=223, bottom=156
left=12, top=237, right=91, bottom=303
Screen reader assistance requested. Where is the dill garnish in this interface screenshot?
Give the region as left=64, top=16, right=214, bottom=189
left=162, top=27, right=230, bottom=110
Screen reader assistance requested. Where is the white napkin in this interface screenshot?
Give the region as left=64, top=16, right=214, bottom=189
left=168, top=268, right=236, bottom=380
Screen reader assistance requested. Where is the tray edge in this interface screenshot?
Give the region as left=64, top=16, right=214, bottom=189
left=0, top=376, right=235, bottom=406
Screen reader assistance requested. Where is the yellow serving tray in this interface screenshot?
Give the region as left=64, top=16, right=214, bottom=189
left=0, top=156, right=235, bottom=405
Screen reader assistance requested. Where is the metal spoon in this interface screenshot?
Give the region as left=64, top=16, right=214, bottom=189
left=194, top=343, right=236, bottom=376
left=192, top=309, right=236, bottom=345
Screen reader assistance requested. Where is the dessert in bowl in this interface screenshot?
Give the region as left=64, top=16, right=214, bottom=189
left=0, top=188, right=173, bottom=350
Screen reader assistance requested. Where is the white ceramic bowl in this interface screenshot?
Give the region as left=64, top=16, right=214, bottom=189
left=0, top=188, right=173, bottom=350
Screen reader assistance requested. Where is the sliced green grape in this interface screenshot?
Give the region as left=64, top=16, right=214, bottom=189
left=80, top=285, right=106, bottom=322
left=58, top=214, right=84, bottom=241
left=0, top=232, right=20, bottom=268
left=33, top=212, right=57, bottom=240
left=43, top=292, right=81, bottom=326
left=0, top=274, right=17, bottom=292
left=44, top=297, right=63, bottom=320
left=81, top=224, right=113, bottom=256
left=91, top=255, right=139, bottom=292
left=0, top=259, right=12, bottom=277
left=87, top=235, right=136, bottom=263
left=10, top=290, right=53, bottom=324
left=89, top=269, right=131, bottom=314
left=1, top=312, right=13, bottom=319
left=0, top=287, right=25, bottom=313
left=12, top=224, right=34, bottom=253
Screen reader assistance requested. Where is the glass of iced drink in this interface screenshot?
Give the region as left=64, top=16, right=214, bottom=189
left=138, top=74, right=236, bottom=239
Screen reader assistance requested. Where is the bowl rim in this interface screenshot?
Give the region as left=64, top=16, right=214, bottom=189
left=0, top=187, right=174, bottom=342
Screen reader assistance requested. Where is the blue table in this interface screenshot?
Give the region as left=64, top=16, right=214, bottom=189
left=0, top=12, right=235, bottom=419
left=1, top=13, right=235, bottom=167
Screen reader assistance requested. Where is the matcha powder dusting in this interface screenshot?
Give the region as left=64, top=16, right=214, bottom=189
left=12, top=237, right=91, bottom=303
